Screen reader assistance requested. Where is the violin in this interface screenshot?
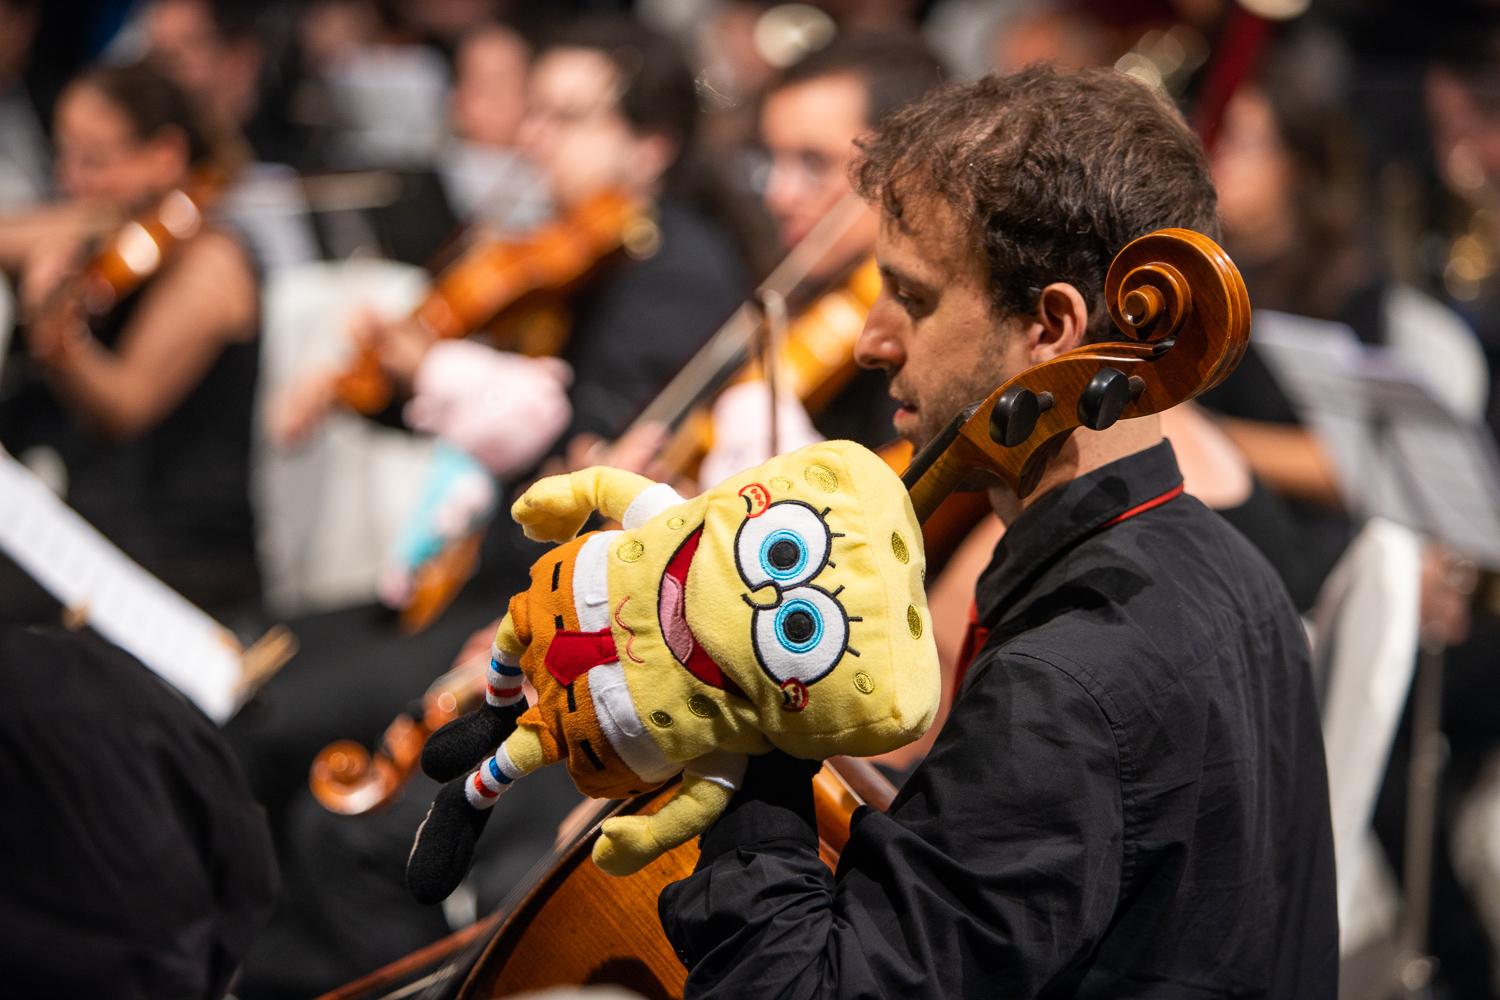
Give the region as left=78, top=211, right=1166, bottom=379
left=337, top=190, right=656, bottom=635
left=644, top=255, right=882, bottom=480
left=27, top=169, right=229, bottom=348
left=616, top=193, right=871, bottom=477
left=330, top=188, right=655, bottom=415
left=319, top=227, right=1251, bottom=999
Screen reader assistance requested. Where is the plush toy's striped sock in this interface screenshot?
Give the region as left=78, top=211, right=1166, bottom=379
left=466, top=744, right=523, bottom=809
left=486, top=642, right=524, bottom=708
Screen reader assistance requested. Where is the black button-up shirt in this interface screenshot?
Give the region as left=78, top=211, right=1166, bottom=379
left=660, top=440, right=1339, bottom=998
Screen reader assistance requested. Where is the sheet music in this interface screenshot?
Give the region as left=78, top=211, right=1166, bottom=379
left=1252, top=311, right=1500, bottom=570
left=0, top=448, right=244, bottom=721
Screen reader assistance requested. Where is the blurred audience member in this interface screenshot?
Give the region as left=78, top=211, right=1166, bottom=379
left=0, top=62, right=262, bottom=624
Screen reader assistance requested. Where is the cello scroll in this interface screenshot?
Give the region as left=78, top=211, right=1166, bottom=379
left=903, top=228, right=1251, bottom=520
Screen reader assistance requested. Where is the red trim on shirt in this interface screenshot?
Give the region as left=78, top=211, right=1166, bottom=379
left=1100, top=483, right=1184, bottom=529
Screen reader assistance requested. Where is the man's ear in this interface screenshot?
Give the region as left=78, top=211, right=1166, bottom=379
left=1027, top=282, right=1090, bottom=364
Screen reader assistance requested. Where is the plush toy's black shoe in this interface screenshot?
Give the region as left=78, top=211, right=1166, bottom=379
left=407, top=778, right=492, bottom=904
left=421, top=702, right=524, bottom=783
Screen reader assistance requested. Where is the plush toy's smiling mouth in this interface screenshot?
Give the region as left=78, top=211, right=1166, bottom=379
left=658, top=526, right=741, bottom=695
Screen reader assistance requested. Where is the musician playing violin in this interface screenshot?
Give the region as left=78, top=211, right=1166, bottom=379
left=659, top=66, right=1339, bottom=999
left=0, top=61, right=261, bottom=622
left=271, top=16, right=746, bottom=459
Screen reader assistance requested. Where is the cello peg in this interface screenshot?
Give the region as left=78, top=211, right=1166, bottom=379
left=1077, top=368, right=1133, bottom=431
left=990, top=387, right=1054, bottom=447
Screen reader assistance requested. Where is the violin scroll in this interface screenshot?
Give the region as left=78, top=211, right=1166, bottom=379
left=904, top=228, right=1250, bottom=520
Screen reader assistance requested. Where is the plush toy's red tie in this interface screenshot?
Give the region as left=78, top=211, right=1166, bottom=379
left=544, top=628, right=618, bottom=686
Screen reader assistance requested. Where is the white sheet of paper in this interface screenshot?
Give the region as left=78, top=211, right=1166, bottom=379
left=0, top=448, right=243, bottom=721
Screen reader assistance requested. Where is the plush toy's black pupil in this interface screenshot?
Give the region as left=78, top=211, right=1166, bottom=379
left=769, top=539, right=800, bottom=570
left=783, top=610, right=815, bottom=643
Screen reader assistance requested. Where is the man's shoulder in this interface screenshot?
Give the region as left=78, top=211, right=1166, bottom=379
left=977, top=493, right=1308, bottom=726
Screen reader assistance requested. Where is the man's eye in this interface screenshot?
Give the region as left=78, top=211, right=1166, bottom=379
left=892, top=287, right=924, bottom=318
left=798, top=151, right=833, bottom=178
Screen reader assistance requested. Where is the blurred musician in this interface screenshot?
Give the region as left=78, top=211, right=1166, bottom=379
left=0, top=61, right=261, bottom=623
left=763, top=32, right=941, bottom=430
left=441, top=20, right=548, bottom=230
left=270, top=16, right=745, bottom=460
left=143, top=0, right=306, bottom=167
left=1200, top=55, right=1481, bottom=633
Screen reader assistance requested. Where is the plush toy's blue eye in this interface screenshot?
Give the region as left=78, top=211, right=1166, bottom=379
left=760, top=530, right=809, bottom=582
left=735, top=501, right=830, bottom=590
left=774, top=597, right=823, bottom=652
left=752, top=585, right=849, bottom=687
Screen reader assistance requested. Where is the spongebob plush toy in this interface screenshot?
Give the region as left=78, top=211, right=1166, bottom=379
left=406, top=440, right=940, bottom=903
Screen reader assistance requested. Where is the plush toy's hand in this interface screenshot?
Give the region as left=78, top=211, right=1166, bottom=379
left=511, top=473, right=594, bottom=542
left=407, top=778, right=492, bottom=904
left=593, top=815, right=666, bottom=877
left=591, top=765, right=741, bottom=876
left=512, top=467, right=659, bottom=542
left=421, top=702, right=524, bottom=783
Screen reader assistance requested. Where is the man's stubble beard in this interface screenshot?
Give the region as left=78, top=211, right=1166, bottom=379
left=905, top=373, right=1012, bottom=496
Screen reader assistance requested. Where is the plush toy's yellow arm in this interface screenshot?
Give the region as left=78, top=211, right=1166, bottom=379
left=591, top=751, right=747, bottom=877
left=511, top=467, right=657, bottom=542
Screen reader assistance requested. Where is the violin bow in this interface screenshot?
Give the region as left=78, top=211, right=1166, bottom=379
left=622, top=192, right=870, bottom=438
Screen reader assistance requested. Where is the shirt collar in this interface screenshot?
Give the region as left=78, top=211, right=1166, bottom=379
left=976, top=439, right=1185, bottom=624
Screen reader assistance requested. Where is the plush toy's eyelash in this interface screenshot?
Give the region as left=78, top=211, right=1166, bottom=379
left=845, top=607, right=861, bottom=656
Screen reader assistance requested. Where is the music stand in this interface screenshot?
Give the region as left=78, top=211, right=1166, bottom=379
left=1253, top=311, right=1500, bottom=997
left=0, top=446, right=294, bottom=722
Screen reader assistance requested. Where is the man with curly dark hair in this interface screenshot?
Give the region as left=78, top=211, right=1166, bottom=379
left=659, top=66, right=1339, bottom=999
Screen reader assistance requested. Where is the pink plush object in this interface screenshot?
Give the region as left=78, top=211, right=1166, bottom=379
left=404, top=341, right=573, bottom=477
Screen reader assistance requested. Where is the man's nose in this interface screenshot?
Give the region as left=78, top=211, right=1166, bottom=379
left=854, top=298, right=903, bottom=371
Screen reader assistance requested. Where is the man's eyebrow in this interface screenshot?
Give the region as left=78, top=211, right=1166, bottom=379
left=878, top=262, right=935, bottom=296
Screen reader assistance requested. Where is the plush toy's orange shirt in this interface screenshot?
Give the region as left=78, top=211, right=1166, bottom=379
left=504, top=532, right=668, bottom=799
